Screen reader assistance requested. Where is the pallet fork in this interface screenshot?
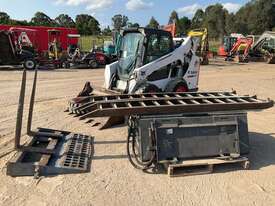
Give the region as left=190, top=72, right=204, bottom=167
left=7, top=69, right=93, bottom=177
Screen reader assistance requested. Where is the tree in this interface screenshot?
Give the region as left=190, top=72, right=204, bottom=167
left=147, top=17, right=159, bottom=29
left=191, top=9, right=204, bottom=29
left=168, top=10, right=179, bottom=24
left=31, top=12, right=56, bottom=26
left=127, top=22, right=140, bottom=28
left=234, top=0, right=275, bottom=35
left=234, top=2, right=256, bottom=35
left=203, top=4, right=227, bottom=40
left=55, top=14, right=75, bottom=28
left=102, top=26, right=112, bottom=36
left=75, top=14, right=100, bottom=35
left=177, top=17, right=191, bottom=35
left=112, top=14, right=128, bottom=31
left=9, top=20, right=30, bottom=26
left=0, top=12, right=10, bottom=24
left=225, top=12, right=236, bottom=35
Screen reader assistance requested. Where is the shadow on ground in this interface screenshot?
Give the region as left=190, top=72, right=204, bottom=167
left=90, top=132, right=275, bottom=175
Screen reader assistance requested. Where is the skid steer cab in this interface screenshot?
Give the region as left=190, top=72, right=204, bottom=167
left=104, top=27, right=200, bottom=94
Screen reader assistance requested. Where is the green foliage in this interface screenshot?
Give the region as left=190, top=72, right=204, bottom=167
left=127, top=22, right=140, bottom=28
left=177, top=17, right=191, bottom=35
left=0, top=0, right=274, bottom=40
left=168, top=10, right=179, bottom=24
left=209, top=39, right=221, bottom=53
left=147, top=16, right=159, bottom=29
left=203, top=4, right=227, bottom=40
left=225, top=12, right=236, bottom=35
left=102, top=26, right=112, bottom=36
left=55, top=14, right=75, bottom=28
left=191, top=9, right=204, bottom=29
left=9, top=20, right=30, bottom=26
left=0, top=12, right=10, bottom=24
left=75, top=14, right=100, bottom=35
left=112, top=14, right=128, bottom=31
left=80, top=35, right=112, bottom=52
left=235, top=0, right=275, bottom=35
left=31, top=12, right=56, bottom=26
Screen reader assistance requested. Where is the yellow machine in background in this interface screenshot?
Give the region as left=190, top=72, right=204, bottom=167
left=188, top=28, right=209, bottom=65
left=48, top=30, right=64, bottom=60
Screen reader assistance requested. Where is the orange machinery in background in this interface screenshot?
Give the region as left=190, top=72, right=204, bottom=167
left=163, top=23, right=176, bottom=38
left=225, top=37, right=254, bottom=63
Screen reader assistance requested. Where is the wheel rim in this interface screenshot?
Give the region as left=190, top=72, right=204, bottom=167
left=89, top=61, right=97, bottom=68
left=26, top=60, right=34, bottom=68
left=62, top=62, right=67, bottom=68
left=175, top=85, right=188, bottom=92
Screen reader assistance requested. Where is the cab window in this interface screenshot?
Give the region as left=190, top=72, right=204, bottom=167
left=145, top=34, right=172, bottom=64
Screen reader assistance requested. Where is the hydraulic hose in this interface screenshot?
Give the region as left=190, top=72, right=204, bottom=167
left=126, top=117, right=156, bottom=170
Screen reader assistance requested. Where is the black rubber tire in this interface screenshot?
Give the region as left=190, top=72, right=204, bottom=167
left=201, top=57, right=209, bottom=65
left=62, top=62, right=70, bottom=69
left=89, top=60, right=98, bottom=69
left=264, top=54, right=275, bottom=64
left=23, top=59, right=36, bottom=70
left=143, top=84, right=161, bottom=93
left=173, top=82, right=188, bottom=92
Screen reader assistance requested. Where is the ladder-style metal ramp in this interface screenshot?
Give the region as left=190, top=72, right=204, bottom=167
left=70, top=92, right=273, bottom=120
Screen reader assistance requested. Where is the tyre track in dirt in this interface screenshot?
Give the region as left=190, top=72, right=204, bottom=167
left=0, top=62, right=275, bottom=206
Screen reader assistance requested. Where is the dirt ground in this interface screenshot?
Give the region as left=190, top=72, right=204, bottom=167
left=0, top=59, right=275, bottom=206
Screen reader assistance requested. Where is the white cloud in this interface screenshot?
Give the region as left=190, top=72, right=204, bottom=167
left=222, top=3, right=241, bottom=13
left=55, top=0, right=113, bottom=11
left=177, top=2, right=242, bottom=16
left=177, top=3, right=203, bottom=16
left=126, top=0, right=154, bottom=11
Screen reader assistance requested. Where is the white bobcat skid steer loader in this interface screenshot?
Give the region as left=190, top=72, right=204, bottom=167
left=104, top=27, right=200, bottom=94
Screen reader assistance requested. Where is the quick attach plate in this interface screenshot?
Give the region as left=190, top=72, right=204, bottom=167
left=7, top=128, right=93, bottom=177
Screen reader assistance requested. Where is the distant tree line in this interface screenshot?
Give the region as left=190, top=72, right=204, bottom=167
left=191, top=0, right=275, bottom=39
left=147, top=0, right=275, bottom=40
left=0, top=11, right=102, bottom=35
left=0, top=0, right=274, bottom=39
left=0, top=11, right=140, bottom=36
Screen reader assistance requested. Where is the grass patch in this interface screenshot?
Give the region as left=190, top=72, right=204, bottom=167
left=79, top=36, right=222, bottom=54
left=79, top=35, right=112, bottom=51
left=209, top=39, right=221, bottom=53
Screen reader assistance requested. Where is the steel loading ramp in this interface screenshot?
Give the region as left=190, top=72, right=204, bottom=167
left=69, top=92, right=273, bottom=119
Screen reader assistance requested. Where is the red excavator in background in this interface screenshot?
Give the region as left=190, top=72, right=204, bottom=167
left=218, top=33, right=244, bottom=57
left=225, top=37, right=254, bottom=63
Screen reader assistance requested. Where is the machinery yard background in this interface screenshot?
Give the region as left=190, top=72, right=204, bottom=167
left=0, top=59, right=275, bottom=205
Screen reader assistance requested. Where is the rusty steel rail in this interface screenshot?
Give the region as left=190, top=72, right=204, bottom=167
left=69, top=91, right=239, bottom=114
left=71, top=92, right=273, bottom=120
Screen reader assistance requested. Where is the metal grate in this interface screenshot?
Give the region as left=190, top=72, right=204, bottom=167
left=61, top=134, right=92, bottom=170
left=67, top=92, right=273, bottom=119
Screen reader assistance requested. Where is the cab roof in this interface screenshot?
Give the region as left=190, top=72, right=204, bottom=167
left=122, top=27, right=172, bottom=37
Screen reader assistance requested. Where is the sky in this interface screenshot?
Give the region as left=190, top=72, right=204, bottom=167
left=0, top=0, right=250, bottom=28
